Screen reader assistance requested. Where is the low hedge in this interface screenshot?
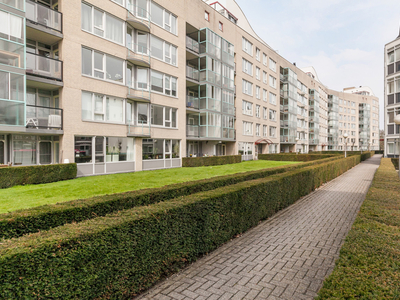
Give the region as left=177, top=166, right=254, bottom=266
left=0, top=155, right=364, bottom=299
left=182, top=155, right=241, bottom=167
left=0, top=156, right=343, bottom=240
left=258, top=153, right=338, bottom=162
left=0, top=163, right=77, bottom=189
left=391, top=158, right=399, bottom=170
left=317, top=158, right=400, bottom=299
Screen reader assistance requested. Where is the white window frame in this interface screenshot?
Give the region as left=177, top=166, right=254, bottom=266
left=242, top=37, right=253, bottom=56
left=243, top=121, right=253, bottom=136
left=242, top=100, right=253, bottom=116
left=269, top=58, right=276, bottom=72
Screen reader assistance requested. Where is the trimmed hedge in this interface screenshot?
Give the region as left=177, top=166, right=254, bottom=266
left=258, top=153, right=338, bottom=162
left=317, top=158, right=400, bottom=299
left=0, top=163, right=77, bottom=189
left=182, top=155, right=241, bottom=167
left=0, top=156, right=342, bottom=240
left=391, top=158, right=399, bottom=170
left=0, top=154, right=364, bottom=299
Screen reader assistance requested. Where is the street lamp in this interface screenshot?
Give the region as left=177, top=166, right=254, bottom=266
left=394, top=114, right=400, bottom=177
left=343, top=132, right=349, bottom=158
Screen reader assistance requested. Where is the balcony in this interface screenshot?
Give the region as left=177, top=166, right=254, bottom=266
left=25, top=105, right=63, bottom=131
left=26, top=0, right=63, bottom=44
left=127, top=87, right=151, bottom=102
left=186, top=36, right=199, bottom=54
left=280, top=136, right=296, bottom=143
left=187, top=124, right=199, bottom=138
left=186, top=95, right=199, bottom=110
left=280, top=120, right=297, bottom=128
left=126, top=4, right=150, bottom=32
left=127, top=121, right=150, bottom=137
left=186, top=65, right=199, bottom=85
left=222, top=128, right=235, bottom=140
left=309, top=139, right=319, bottom=145
left=126, top=43, right=150, bottom=67
left=26, top=52, right=62, bottom=81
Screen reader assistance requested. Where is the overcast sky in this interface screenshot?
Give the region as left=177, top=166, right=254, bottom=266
left=235, top=0, right=400, bottom=129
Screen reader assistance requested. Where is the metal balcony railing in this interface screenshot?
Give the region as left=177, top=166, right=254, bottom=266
left=26, top=0, right=62, bottom=32
left=127, top=121, right=150, bottom=137
left=26, top=52, right=62, bottom=81
left=26, top=105, right=63, bottom=130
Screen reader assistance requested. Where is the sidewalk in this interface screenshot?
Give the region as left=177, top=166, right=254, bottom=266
left=137, top=155, right=382, bottom=300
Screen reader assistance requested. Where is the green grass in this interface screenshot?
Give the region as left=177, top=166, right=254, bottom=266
left=316, top=158, right=400, bottom=299
left=0, top=160, right=298, bottom=214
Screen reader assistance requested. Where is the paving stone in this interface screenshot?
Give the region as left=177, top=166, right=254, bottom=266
left=135, top=156, right=381, bottom=300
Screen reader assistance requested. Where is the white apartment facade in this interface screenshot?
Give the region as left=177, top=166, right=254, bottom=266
left=0, top=0, right=379, bottom=176
left=384, top=29, right=400, bottom=157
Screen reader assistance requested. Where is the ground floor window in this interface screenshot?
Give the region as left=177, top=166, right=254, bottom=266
left=12, top=135, right=59, bottom=165
left=238, top=142, right=253, bottom=155
left=143, top=139, right=180, bottom=160
left=75, top=136, right=135, bottom=163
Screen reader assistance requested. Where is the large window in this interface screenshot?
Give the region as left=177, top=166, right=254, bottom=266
left=242, top=37, right=252, bottom=56
left=243, top=121, right=253, bottom=135
left=150, top=35, right=177, bottom=66
left=143, top=139, right=180, bottom=160
left=242, top=100, right=253, bottom=116
left=150, top=2, right=177, bottom=35
left=269, top=92, right=276, bottom=105
left=269, top=75, right=276, bottom=88
left=151, top=104, right=177, bottom=128
left=242, top=79, right=253, bottom=96
left=0, top=10, right=24, bottom=44
left=0, top=70, right=24, bottom=102
left=150, top=70, right=177, bottom=96
left=81, top=2, right=124, bottom=44
left=242, top=58, right=252, bottom=76
left=75, top=136, right=134, bottom=163
left=82, top=91, right=124, bottom=123
left=82, top=47, right=124, bottom=83
left=13, top=135, right=36, bottom=165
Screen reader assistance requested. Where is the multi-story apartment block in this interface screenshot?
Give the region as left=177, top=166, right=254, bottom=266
left=0, top=0, right=379, bottom=176
left=384, top=29, right=400, bottom=157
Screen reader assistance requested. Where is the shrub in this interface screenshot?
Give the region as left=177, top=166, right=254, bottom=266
left=182, top=155, right=241, bottom=167
left=391, top=158, right=399, bottom=170
left=0, top=156, right=341, bottom=240
left=317, top=158, right=400, bottom=299
left=0, top=155, right=362, bottom=299
left=258, top=153, right=337, bottom=162
left=0, top=163, right=77, bottom=189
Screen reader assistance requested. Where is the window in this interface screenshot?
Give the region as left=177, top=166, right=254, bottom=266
left=269, top=109, right=276, bottom=121
left=263, top=53, right=267, bottom=66
left=256, top=124, right=260, bottom=136
left=0, top=10, right=24, bottom=44
left=242, top=100, right=253, bottom=116
left=151, top=2, right=177, bottom=34
left=151, top=70, right=177, bottom=96
left=106, top=137, right=135, bottom=162
left=82, top=91, right=124, bottom=123
left=142, top=139, right=180, bottom=160
left=219, top=21, right=223, bottom=31
left=263, top=89, right=267, bottom=102
left=269, top=126, right=276, bottom=137
left=0, top=71, right=24, bottom=102
left=263, top=125, right=267, bottom=137
left=205, top=11, right=209, bottom=21
left=151, top=105, right=177, bottom=128
left=269, top=92, right=276, bottom=105
left=256, top=86, right=260, bottom=99
left=263, top=71, right=267, bottom=84
left=256, top=48, right=260, bottom=61
left=242, top=37, right=253, bottom=56
left=82, top=47, right=124, bottom=83
left=149, top=35, right=177, bottom=66
left=351, top=109, right=355, bottom=114
left=269, top=75, right=276, bottom=88
left=263, top=107, right=268, bottom=119
left=256, top=105, right=260, bottom=118
left=81, top=3, right=124, bottom=44
left=242, top=79, right=253, bottom=96
left=242, top=58, right=253, bottom=76
left=256, top=67, right=260, bottom=80
left=269, top=58, right=276, bottom=72
left=243, top=121, right=253, bottom=135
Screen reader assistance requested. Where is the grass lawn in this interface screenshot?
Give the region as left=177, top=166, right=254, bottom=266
left=0, top=160, right=298, bottom=214
left=316, top=158, right=400, bottom=299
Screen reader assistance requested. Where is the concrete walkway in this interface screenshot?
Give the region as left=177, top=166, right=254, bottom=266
left=137, top=155, right=382, bottom=300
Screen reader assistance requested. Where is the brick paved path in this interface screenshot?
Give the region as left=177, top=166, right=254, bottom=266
left=137, top=155, right=382, bottom=300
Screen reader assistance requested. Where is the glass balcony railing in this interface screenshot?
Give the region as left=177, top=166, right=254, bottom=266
left=26, top=105, right=63, bottom=130
left=280, top=136, right=296, bottom=143
left=127, top=121, right=150, bottom=137
left=0, top=0, right=24, bottom=10
left=199, top=69, right=221, bottom=85
left=26, top=52, right=62, bottom=81
left=222, top=102, right=235, bottom=115
left=186, top=95, right=199, bottom=109
left=186, top=65, right=199, bottom=81
left=126, top=43, right=150, bottom=65
left=26, top=0, right=62, bottom=32
left=222, top=128, right=235, bottom=139
left=126, top=4, right=151, bottom=30
left=309, top=139, right=319, bottom=145
left=127, top=87, right=151, bottom=101
left=186, top=36, right=199, bottom=53
left=186, top=124, right=199, bottom=137
left=200, top=97, right=221, bottom=112
left=280, top=120, right=297, bottom=128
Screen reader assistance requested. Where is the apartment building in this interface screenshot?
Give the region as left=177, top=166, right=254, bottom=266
left=384, top=28, right=400, bottom=157
left=0, top=0, right=379, bottom=176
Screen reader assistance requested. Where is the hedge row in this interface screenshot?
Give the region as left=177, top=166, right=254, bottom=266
left=258, top=153, right=338, bottom=162
left=391, top=158, right=399, bottom=170
left=0, top=163, right=77, bottom=189
left=0, top=156, right=343, bottom=240
left=182, top=155, right=241, bottom=167
left=317, top=158, right=400, bottom=299
left=0, top=154, right=365, bottom=299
